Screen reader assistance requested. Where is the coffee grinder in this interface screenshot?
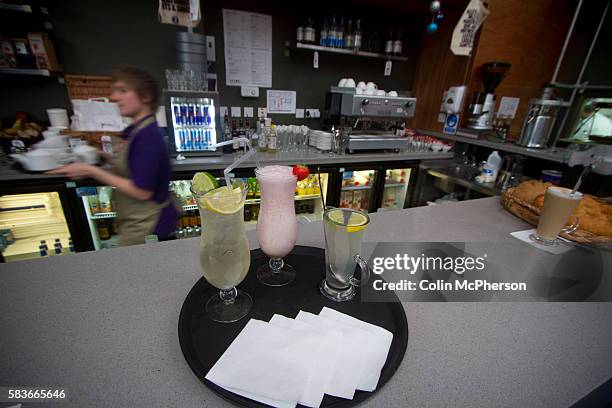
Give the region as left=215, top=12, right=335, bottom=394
left=467, top=61, right=511, bottom=130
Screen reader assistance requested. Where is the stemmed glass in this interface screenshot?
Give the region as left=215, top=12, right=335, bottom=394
left=255, top=166, right=298, bottom=286
left=192, top=179, right=252, bottom=322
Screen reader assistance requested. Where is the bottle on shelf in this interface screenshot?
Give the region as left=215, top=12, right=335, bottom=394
left=231, top=118, right=240, bottom=152
left=320, top=16, right=329, bottom=46
left=353, top=19, right=362, bottom=51
left=222, top=114, right=233, bottom=153
left=267, top=120, right=277, bottom=153
left=258, top=118, right=267, bottom=153
left=344, top=20, right=354, bottom=50
left=337, top=16, right=345, bottom=48
left=393, top=27, right=403, bottom=56
left=68, top=237, right=75, bottom=253
left=305, top=18, right=316, bottom=43
left=39, top=240, right=48, bottom=257
left=385, top=27, right=394, bottom=55
left=296, top=18, right=304, bottom=42
left=238, top=118, right=246, bottom=151
left=328, top=15, right=338, bottom=48
left=54, top=238, right=62, bottom=255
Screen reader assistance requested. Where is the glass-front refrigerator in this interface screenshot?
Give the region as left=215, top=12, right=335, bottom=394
left=164, top=90, right=221, bottom=157
left=380, top=168, right=413, bottom=211
left=0, top=190, right=75, bottom=261
left=77, top=186, right=120, bottom=250
left=338, top=169, right=377, bottom=212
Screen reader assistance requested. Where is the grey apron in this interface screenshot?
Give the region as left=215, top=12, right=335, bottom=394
left=112, top=115, right=167, bottom=246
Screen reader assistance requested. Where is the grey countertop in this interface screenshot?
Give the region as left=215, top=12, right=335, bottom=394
left=1, top=198, right=611, bottom=407
left=0, top=149, right=453, bottom=182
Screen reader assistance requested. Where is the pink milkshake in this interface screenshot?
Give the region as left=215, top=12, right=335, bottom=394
left=255, top=165, right=298, bottom=286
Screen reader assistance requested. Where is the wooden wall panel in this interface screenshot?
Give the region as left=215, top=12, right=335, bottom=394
left=465, top=0, right=572, bottom=139
left=409, top=7, right=472, bottom=130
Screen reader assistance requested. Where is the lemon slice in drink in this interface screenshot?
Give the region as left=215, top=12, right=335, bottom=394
left=204, top=186, right=243, bottom=215
left=191, top=172, right=218, bottom=194
left=327, top=209, right=369, bottom=233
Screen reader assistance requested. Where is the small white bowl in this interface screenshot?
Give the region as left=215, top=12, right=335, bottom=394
left=387, top=91, right=398, bottom=97
left=375, top=90, right=386, bottom=96
left=338, top=78, right=348, bottom=87
left=366, top=82, right=377, bottom=90
left=357, top=81, right=366, bottom=89
left=345, top=78, right=356, bottom=88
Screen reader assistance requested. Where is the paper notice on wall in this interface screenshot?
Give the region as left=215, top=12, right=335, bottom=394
left=223, top=9, right=272, bottom=88
left=158, top=0, right=201, bottom=27
left=497, top=97, right=521, bottom=118
left=450, top=0, right=489, bottom=56
left=267, top=90, right=296, bottom=114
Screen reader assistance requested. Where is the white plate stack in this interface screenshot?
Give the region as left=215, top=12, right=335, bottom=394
left=205, top=307, right=394, bottom=408
left=315, top=131, right=332, bottom=152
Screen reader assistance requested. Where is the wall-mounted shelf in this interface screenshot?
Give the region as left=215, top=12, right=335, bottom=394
left=0, top=68, right=57, bottom=76
left=294, top=42, right=408, bottom=62
left=417, top=129, right=569, bottom=163
left=0, top=68, right=64, bottom=83
left=341, top=185, right=372, bottom=191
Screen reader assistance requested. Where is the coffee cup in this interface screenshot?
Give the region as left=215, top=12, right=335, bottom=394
left=530, top=187, right=582, bottom=245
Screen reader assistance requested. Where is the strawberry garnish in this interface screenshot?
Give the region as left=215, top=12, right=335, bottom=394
left=292, top=165, right=309, bottom=181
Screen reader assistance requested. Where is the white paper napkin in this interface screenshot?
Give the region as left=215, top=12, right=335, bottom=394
left=205, top=319, right=321, bottom=408
left=296, top=311, right=367, bottom=399
left=510, top=229, right=573, bottom=255
left=319, top=307, right=394, bottom=391
left=269, top=314, right=343, bottom=408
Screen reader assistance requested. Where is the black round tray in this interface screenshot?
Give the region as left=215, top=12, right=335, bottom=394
left=178, top=245, right=409, bottom=408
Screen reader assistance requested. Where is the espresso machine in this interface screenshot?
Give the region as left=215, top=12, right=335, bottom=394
left=324, top=88, right=417, bottom=153
left=467, top=62, right=511, bottom=130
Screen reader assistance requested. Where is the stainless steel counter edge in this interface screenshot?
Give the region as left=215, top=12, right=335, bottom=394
left=171, top=150, right=454, bottom=171
left=0, top=151, right=453, bottom=182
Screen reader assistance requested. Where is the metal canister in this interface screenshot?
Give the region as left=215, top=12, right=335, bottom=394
left=517, top=99, right=565, bottom=148
left=176, top=32, right=207, bottom=73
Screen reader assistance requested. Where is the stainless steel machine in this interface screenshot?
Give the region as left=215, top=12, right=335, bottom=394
left=517, top=86, right=570, bottom=148
left=324, top=88, right=416, bottom=153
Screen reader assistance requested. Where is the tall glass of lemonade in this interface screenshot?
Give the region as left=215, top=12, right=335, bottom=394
left=255, top=165, right=298, bottom=286
left=192, top=179, right=252, bottom=323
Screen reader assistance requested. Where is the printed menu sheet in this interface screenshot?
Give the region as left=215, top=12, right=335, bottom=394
left=223, top=9, right=272, bottom=88
left=267, top=90, right=296, bottom=114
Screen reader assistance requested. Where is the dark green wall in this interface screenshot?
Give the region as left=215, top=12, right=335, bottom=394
left=1, top=0, right=424, bottom=127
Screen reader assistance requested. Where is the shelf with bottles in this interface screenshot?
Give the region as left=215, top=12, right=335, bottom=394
left=294, top=16, right=408, bottom=62
left=294, top=42, right=408, bottom=62
left=383, top=182, right=405, bottom=188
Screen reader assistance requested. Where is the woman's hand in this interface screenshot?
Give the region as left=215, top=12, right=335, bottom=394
left=46, top=162, right=98, bottom=180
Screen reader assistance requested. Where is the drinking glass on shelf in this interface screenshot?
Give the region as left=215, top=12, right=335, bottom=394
left=529, top=187, right=582, bottom=246
left=256, top=165, right=298, bottom=286
left=191, top=179, right=252, bottom=322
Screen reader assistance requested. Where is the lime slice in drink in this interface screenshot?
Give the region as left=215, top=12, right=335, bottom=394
left=204, top=186, right=243, bottom=215
left=191, top=172, right=218, bottom=194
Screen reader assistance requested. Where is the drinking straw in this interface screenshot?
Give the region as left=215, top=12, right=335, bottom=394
left=210, top=138, right=260, bottom=189
left=570, top=164, right=591, bottom=196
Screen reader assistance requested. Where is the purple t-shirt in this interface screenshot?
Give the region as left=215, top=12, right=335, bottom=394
left=122, top=116, right=178, bottom=238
